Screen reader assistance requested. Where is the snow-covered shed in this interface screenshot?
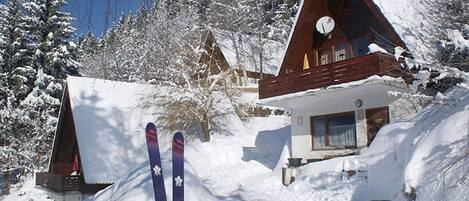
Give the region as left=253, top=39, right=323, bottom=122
left=199, top=30, right=283, bottom=86
left=36, top=76, right=156, bottom=196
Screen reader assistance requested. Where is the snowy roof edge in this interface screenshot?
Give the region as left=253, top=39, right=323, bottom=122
left=257, top=75, right=408, bottom=105
left=275, top=0, right=305, bottom=76
left=47, top=78, right=70, bottom=173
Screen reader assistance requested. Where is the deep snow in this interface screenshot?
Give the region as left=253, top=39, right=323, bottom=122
left=3, top=84, right=468, bottom=201
left=86, top=116, right=293, bottom=201
left=84, top=83, right=468, bottom=201
left=3, top=83, right=468, bottom=201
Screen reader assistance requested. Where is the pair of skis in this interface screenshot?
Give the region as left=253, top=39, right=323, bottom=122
left=145, top=123, right=184, bottom=201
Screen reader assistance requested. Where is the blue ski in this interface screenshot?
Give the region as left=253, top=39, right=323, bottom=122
left=145, top=123, right=167, bottom=201
left=172, top=132, right=184, bottom=201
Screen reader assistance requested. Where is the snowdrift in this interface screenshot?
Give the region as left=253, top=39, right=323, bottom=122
left=87, top=84, right=467, bottom=201
left=290, top=84, right=469, bottom=201
left=86, top=115, right=292, bottom=201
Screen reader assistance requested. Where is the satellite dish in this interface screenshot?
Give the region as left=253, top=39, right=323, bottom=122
left=316, top=16, right=335, bottom=35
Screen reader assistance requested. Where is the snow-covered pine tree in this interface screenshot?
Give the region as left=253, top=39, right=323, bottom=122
left=23, top=0, right=79, bottom=79
left=0, top=0, right=36, bottom=103
left=77, top=32, right=98, bottom=58
left=0, top=3, right=6, bottom=71
left=268, top=0, right=298, bottom=43
left=0, top=0, right=78, bottom=176
left=17, top=69, right=61, bottom=172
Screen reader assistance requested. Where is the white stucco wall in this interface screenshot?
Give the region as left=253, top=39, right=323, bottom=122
left=289, top=94, right=421, bottom=160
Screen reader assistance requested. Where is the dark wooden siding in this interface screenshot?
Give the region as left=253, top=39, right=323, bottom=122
left=36, top=172, right=109, bottom=194
left=278, top=0, right=407, bottom=75
left=259, top=52, right=411, bottom=99
left=49, top=90, right=78, bottom=176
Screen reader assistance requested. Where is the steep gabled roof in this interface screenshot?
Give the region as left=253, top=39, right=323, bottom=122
left=278, top=0, right=439, bottom=74
left=372, top=0, right=439, bottom=62
left=64, top=76, right=157, bottom=184
left=210, top=30, right=284, bottom=75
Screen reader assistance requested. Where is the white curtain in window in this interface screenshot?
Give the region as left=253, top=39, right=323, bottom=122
left=329, top=124, right=356, bottom=147
left=313, top=128, right=325, bottom=148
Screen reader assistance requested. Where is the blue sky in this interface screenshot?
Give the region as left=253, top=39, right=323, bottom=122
left=64, top=0, right=153, bottom=37
left=0, top=0, right=153, bottom=38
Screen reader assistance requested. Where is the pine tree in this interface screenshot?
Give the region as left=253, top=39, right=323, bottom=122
left=78, top=32, right=97, bottom=55
left=23, top=0, right=79, bottom=79
left=18, top=69, right=61, bottom=171
left=269, top=0, right=297, bottom=43
left=0, top=4, right=6, bottom=71
left=0, top=0, right=37, bottom=104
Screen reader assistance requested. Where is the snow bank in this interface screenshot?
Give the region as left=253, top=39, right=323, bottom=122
left=2, top=177, right=52, bottom=201
left=290, top=84, right=469, bottom=201
left=88, top=116, right=294, bottom=201
left=82, top=82, right=468, bottom=201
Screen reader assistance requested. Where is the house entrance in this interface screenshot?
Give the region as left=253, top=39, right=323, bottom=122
left=365, top=107, right=390, bottom=146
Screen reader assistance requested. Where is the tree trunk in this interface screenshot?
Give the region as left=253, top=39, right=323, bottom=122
left=258, top=34, right=264, bottom=80
left=201, top=114, right=211, bottom=142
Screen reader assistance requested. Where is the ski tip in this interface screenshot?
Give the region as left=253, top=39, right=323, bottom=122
left=173, top=132, right=184, bottom=140
left=146, top=122, right=157, bottom=131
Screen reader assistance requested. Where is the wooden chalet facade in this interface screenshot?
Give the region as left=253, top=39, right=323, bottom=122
left=258, top=0, right=420, bottom=185
left=200, top=31, right=275, bottom=87
left=260, top=0, right=412, bottom=99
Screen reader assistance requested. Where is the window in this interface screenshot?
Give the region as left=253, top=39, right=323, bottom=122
left=311, top=112, right=357, bottom=149
left=334, top=43, right=349, bottom=62
left=352, top=37, right=370, bottom=57
left=318, top=49, right=331, bottom=65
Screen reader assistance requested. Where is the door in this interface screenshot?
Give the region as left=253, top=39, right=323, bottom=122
left=366, top=107, right=390, bottom=146
left=317, top=48, right=332, bottom=66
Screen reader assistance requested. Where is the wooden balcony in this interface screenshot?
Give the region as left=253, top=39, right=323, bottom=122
left=259, top=53, right=411, bottom=99
left=36, top=172, right=109, bottom=194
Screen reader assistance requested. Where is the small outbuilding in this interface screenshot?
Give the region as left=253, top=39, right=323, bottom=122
left=36, top=76, right=156, bottom=200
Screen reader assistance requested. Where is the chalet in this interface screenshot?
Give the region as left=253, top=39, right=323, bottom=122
left=36, top=76, right=157, bottom=200
left=257, top=0, right=421, bottom=184
left=200, top=30, right=280, bottom=87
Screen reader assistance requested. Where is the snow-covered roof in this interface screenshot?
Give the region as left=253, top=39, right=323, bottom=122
left=66, top=76, right=157, bottom=184
left=372, top=0, right=440, bottom=63
left=258, top=75, right=408, bottom=105
left=212, top=31, right=284, bottom=75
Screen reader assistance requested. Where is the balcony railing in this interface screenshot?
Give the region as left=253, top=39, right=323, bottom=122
left=259, top=52, right=411, bottom=99
left=36, top=172, right=109, bottom=194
